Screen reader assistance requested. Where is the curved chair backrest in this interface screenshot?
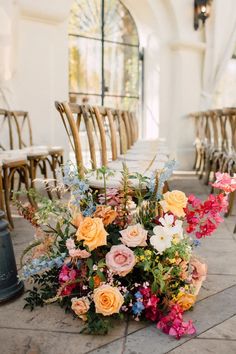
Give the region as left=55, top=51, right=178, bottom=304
left=113, top=109, right=128, bottom=155
left=0, top=109, right=13, bottom=151
left=92, top=106, right=118, bottom=162
left=10, top=111, right=33, bottom=149
left=55, top=101, right=84, bottom=176
left=122, top=111, right=132, bottom=148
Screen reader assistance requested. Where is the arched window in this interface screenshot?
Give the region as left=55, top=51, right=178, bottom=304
left=68, top=0, right=141, bottom=111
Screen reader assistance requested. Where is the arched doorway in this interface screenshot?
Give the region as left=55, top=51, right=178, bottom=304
left=68, top=0, right=141, bottom=112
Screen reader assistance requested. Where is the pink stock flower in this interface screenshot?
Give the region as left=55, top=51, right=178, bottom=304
left=212, top=172, right=236, bottom=193
left=98, top=188, right=121, bottom=206
left=59, top=265, right=78, bottom=296
left=69, top=249, right=91, bottom=258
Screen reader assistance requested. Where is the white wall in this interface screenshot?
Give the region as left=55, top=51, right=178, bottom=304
left=0, top=0, right=211, bottom=169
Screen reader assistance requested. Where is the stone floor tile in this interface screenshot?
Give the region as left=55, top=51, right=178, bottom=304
left=194, top=238, right=236, bottom=275
left=0, top=327, right=126, bottom=354
left=197, top=274, right=236, bottom=301
left=94, top=285, right=236, bottom=354
left=199, top=315, right=236, bottom=340
left=168, top=338, right=236, bottom=354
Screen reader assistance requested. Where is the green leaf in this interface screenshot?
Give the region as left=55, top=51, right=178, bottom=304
left=97, top=270, right=106, bottom=282
left=151, top=281, right=158, bottom=293
left=86, top=258, right=93, bottom=272
left=89, top=277, right=94, bottom=290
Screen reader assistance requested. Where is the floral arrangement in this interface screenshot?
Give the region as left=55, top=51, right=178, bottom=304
left=18, top=164, right=236, bottom=339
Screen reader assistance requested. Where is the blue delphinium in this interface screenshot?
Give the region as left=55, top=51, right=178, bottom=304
left=134, top=291, right=143, bottom=299
left=62, top=161, right=95, bottom=215
left=149, top=159, right=177, bottom=200
left=21, top=253, right=66, bottom=280
left=132, top=301, right=145, bottom=315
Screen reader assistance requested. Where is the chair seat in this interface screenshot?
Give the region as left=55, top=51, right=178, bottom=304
left=108, top=159, right=166, bottom=174
left=87, top=171, right=150, bottom=190
left=117, top=152, right=169, bottom=162
left=0, top=155, right=28, bottom=167
left=22, top=147, right=49, bottom=157
left=48, top=146, right=64, bottom=155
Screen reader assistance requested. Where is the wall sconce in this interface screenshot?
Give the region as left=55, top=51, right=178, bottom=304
left=194, top=0, right=212, bottom=30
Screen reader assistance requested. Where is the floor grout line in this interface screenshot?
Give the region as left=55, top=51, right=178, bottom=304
left=84, top=285, right=236, bottom=354
left=195, top=337, right=236, bottom=342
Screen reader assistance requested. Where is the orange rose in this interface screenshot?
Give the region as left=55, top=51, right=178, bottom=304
left=175, top=292, right=196, bottom=311
left=71, top=212, right=84, bottom=228
left=76, top=217, right=108, bottom=251
left=71, top=297, right=90, bottom=321
left=160, top=190, right=188, bottom=218
left=93, top=206, right=117, bottom=226
left=93, top=285, right=124, bottom=316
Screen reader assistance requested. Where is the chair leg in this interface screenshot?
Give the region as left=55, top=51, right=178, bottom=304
left=0, top=168, right=5, bottom=213
left=225, top=190, right=235, bottom=217
left=21, top=164, right=36, bottom=208
left=52, top=154, right=64, bottom=199
left=3, top=166, right=14, bottom=228
left=40, top=159, right=53, bottom=200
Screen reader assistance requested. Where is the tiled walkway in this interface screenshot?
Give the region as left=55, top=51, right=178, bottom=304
left=0, top=172, right=236, bottom=354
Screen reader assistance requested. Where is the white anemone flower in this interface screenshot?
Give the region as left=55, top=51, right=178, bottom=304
left=159, top=214, right=184, bottom=242
left=171, top=220, right=184, bottom=242
left=159, top=214, right=174, bottom=228
left=150, top=226, right=172, bottom=254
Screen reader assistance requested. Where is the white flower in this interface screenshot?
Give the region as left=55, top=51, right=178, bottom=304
left=159, top=214, right=174, bottom=228
left=171, top=220, right=184, bottom=242
left=159, top=214, right=184, bottom=243
left=150, top=226, right=172, bottom=254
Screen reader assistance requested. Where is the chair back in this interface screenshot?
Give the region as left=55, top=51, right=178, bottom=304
left=0, top=109, right=13, bottom=151
left=55, top=101, right=84, bottom=176
left=9, top=111, right=33, bottom=149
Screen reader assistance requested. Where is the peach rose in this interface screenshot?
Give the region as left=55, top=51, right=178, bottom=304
left=93, top=206, right=117, bottom=226
left=119, top=223, right=148, bottom=247
left=105, top=245, right=136, bottom=276
left=160, top=190, right=188, bottom=218
left=93, top=284, right=124, bottom=316
left=175, top=292, right=196, bottom=311
left=71, top=296, right=90, bottom=321
left=190, top=257, right=207, bottom=282
left=76, top=217, right=108, bottom=251
left=190, top=257, right=207, bottom=295
left=71, top=212, right=84, bottom=228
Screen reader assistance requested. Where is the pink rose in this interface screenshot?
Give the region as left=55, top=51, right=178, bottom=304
left=120, top=223, right=148, bottom=247
left=105, top=245, right=136, bottom=276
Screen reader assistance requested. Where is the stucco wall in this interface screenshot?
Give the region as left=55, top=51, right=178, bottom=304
left=0, top=0, right=207, bottom=168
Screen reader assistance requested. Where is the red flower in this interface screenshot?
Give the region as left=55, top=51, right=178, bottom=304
left=185, top=192, right=228, bottom=239
left=157, top=304, right=196, bottom=340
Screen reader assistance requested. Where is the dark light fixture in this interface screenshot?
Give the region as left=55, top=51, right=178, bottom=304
left=194, top=0, right=212, bottom=30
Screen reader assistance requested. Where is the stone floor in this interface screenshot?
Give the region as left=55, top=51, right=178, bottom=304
left=0, top=172, right=236, bottom=354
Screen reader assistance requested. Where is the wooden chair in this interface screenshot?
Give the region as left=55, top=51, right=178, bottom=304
left=9, top=110, right=64, bottom=198
left=0, top=109, right=36, bottom=227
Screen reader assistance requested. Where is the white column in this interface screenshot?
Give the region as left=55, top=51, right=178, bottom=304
left=162, top=41, right=205, bottom=170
